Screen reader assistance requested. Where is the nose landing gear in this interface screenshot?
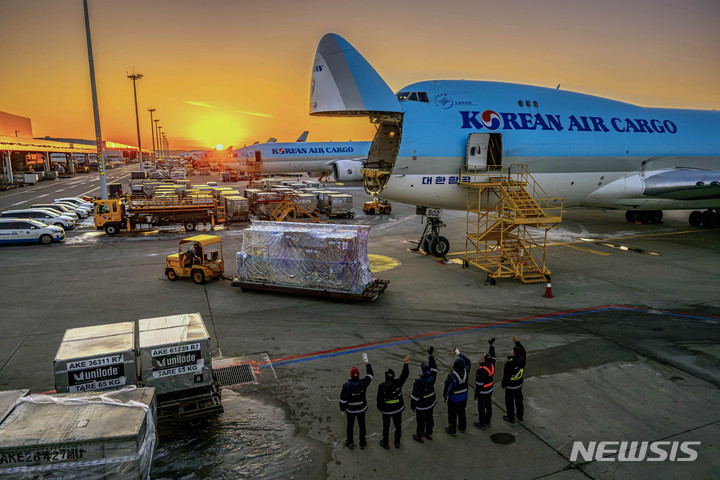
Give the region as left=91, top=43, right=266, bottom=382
left=411, top=216, right=450, bottom=259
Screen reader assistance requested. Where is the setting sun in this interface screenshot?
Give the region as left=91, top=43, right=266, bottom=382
left=216, top=144, right=223, bottom=150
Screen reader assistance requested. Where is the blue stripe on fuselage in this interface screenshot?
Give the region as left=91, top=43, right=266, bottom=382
left=396, top=80, right=720, bottom=159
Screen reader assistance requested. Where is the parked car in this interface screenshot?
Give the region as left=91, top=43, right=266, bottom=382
left=53, top=202, right=90, bottom=218
left=0, top=219, right=64, bottom=245
left=54, top=197, right=93, bottom=210
left=1, top=209, right=76, bottom=230
left=31, top=204, right=80, bottom=221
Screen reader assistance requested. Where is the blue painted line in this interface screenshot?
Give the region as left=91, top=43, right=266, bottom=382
left=262, top=306, right=719, bottom=369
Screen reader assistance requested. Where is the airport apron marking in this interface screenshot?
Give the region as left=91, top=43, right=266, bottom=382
left=368, top=254, right=401, bottom=273
left=262, top=306, right=719, bottom=368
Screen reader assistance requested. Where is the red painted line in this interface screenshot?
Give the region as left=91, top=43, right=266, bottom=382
left=259, top=305, right=620, bottom=366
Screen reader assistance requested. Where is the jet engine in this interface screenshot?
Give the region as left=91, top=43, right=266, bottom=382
left=331, top=160, right=364, bottom=181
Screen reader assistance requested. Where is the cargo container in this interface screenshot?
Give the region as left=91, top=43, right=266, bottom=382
left=0, top=387, right=156, bottom=480
left=137, top=313, right=213, bottom=395
left=137, top=314, right=222, bottom=424
left=327, top=193, right=354, bottom=218
left=224, top=196, right=250, bottom=223
left=292, top=193, right=318, bottom=214
left=54, top=322, right=137, bottom=394
left=315, top=190, right=339, bottom=213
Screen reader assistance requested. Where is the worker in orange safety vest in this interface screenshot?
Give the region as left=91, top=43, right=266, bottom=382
left=473, top=337, right=496, bottom=429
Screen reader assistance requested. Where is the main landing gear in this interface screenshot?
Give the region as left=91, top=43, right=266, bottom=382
left=625, top=209, right=720, bottom=227
left=625, top=210, right=663, bottom=224
left=688, top=209, right=719, bottom=228
left=412, top=216, right=450, bottom=258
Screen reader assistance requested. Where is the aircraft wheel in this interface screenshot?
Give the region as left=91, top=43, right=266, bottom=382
left=702, top=210, right=718, bottom=228
left=689, top=211, right=702, bottom=226
left=430, top=236, right=450, bottom=258
left=650, top=210, right=663, bottom=224
left=638, top=211, right=652, bottom=224
left=625, top=211, right=638, bottom=223
left=166, top=269, right=178, bottom=281
left=192, top=269, right=205, bottom=284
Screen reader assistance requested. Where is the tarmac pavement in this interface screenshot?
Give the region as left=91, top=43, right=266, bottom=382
left=0, top=171, right=719, bottom=479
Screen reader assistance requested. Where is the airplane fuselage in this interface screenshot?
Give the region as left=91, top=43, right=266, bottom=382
left=378, top=81, right=720, bottom=211
left=232, top=141, right=370, bottom=176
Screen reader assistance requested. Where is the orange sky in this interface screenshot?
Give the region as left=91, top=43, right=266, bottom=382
left=1, top=0, right=718, bottom=150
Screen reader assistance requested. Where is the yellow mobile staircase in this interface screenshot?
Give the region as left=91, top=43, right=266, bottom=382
left=460, top=165, right=563, bottom=283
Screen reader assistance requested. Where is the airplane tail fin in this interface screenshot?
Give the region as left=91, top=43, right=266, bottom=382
left=296, top=131, right=309, bottom=142
left=310, top=33, right=401, bottom=117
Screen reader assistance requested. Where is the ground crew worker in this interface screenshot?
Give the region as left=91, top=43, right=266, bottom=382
left=376, top=355, right=410, bottom=449
left=410, top=346, right=438, bottom=443
left=474, top=337, right=496, bottom=429
left=339, top=353, right=373, bottom=449
left=502, top=335, right=526, bottom=424
left=443, top=347, right=471, bottom=435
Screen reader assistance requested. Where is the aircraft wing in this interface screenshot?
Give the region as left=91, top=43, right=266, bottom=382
left=643, top=169, right=720, bottom=200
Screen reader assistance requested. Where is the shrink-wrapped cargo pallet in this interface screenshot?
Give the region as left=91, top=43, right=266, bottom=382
left=54, top=322, right=137, bottom=394
left=137, top=313, right=213, bottom=396
left=236, top=221, right=372, bottom=292
left=0, top=387, right=156, bottom=480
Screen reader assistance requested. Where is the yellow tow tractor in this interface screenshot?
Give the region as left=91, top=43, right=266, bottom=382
left=166, top=235, right=224, bottom=284
left=363, top=198, right=392, bottom=215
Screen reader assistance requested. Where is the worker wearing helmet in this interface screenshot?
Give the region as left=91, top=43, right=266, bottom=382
left=339, top=353, right=373, bottom=449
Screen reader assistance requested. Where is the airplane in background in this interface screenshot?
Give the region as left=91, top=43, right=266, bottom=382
left=310, top=33, right=720, bottom=256
left=229, top=132, right=370, bottom=181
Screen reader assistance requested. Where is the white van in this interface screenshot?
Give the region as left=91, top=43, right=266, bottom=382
left=0, top=219, right=65, bottom=245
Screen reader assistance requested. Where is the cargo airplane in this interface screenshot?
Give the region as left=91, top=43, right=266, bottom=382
left=230, top=134, right=370, bottom=181
left=310, top=33, right=720, bottom=257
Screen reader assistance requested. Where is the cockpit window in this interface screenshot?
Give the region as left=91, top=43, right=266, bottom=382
left=396, top=92, right=429, bottom=103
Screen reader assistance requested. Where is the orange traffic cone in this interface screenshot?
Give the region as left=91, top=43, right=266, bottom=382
left=543, top=276, right=554, bottom=298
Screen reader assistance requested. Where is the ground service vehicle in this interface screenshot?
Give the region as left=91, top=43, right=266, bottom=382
left=94, top=196, right=226, bottom=234
left=74, top=163, right=89, bottom=173
left=0, top=219, right=64, bottom=245
left=363, top=198, right=392, bottom=215
left=165, top=235, right=225, bottom=284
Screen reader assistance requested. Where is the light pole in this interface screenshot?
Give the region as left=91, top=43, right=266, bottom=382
left=147, top=108, right=156, bottom=167
left=82, top=0, right=108, bottom=199
left=154, top=121, right=161, bottom=162
left=127, top=70, right=144, bottom=169
left=158, top=126, right=164, bottom=162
